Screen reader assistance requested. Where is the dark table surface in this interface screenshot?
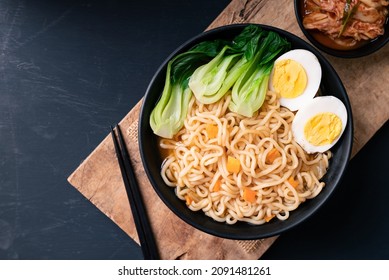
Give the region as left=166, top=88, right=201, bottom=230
left=0, top=0, right=388, bottom=260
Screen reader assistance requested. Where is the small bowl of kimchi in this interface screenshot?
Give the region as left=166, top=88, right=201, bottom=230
left=295, top=0, right=389, bottom=58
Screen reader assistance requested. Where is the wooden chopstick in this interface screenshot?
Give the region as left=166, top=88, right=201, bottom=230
left=110, top=124, right=159, bottom=260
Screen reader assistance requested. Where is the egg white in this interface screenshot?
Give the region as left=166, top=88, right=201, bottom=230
left=269, top=49, right=322, bottom=112
left=292, top=96, right=348, bottom=154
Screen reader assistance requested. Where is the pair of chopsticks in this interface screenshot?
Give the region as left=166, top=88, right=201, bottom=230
left=110, top=124, right=159, bottom=260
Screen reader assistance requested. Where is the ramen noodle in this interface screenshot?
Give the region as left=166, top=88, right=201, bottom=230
left=159, top=91, right=331, bottom=224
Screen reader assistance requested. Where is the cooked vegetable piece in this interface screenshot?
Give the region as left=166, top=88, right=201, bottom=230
left=185, top=195, right=193, bottom=206
left=339, top=0, right=361, bottom=37
left=265, top=214, right=275, bottom=222
left=189, top=25, right=265, bottom=104
left=206, top=124, right=218, bottom=138
left=189, top=46, right=241, bottom=104
left=243, top=187, right=256, bottom=203
left=229, top=31, right=290, bottom=117
left=149, top=40, right=225, bottom=138
left=287, top=176, right=299, bottom=189
left=213, top=180, right=222, bottom=192
left=266, top=148, right=281, bottom=164
left=227, top=156, right=241, bottom=173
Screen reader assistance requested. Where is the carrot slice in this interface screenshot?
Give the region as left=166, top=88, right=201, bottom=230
left=213, top=180, right=222, bottom=192
left=266, top=148, right=281, bottom=164
left=206, top=124, right=218, bottom=138
left=243, top=187, right=256, bottom=203
left=287, top=176, right=299, bottom=189
left=185, top=195, right=193, bottom=206
left=265, top=214, right=275, bottom=222
left=227, top=156, right=241, bottom=173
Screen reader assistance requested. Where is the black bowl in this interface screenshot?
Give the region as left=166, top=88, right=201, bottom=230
left=139, top=24, right=353, bottom=240
left=294, top=0, right=389, bottom=58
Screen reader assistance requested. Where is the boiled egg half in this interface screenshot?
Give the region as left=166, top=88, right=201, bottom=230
left=269, top=49, right=321, bottom=111
left=292, top=96, right=347, bottom=154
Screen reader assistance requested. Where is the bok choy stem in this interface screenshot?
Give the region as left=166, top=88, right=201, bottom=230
left=188, top=25, right=266, bottom=104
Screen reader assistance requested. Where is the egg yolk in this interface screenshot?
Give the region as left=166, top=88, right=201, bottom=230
left=304, top=113, right=342, bottom=146
left=272, top=59, right=307, bottom=99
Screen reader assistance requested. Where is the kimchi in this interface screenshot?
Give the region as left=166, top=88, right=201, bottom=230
left=303, top=0, right=388, bottom=47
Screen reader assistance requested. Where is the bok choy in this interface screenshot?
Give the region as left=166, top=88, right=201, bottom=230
left=229, top=31, right=290, bottom=117
left=188, top=25, right=265, bottom=104
left=149, top=41, right=225, bottom=138
left=150, top=25, right=291, bottom=139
